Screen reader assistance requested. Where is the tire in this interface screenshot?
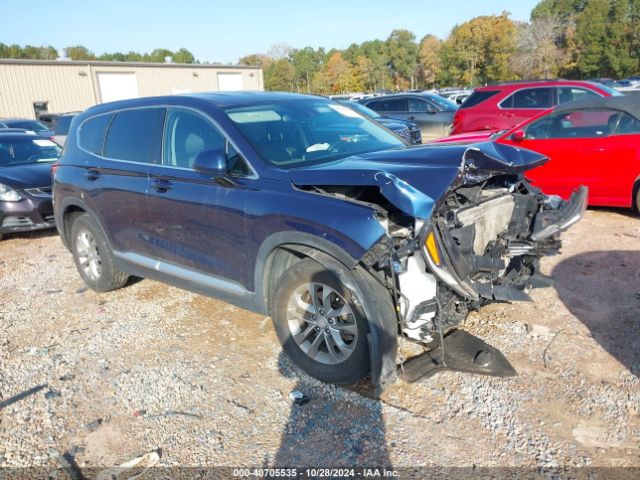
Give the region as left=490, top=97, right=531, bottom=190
left=634, top=182, right=640, bottom=214
left=70, top=213, right=129, bottom=292
left=271, top=258, right=370, bottom=384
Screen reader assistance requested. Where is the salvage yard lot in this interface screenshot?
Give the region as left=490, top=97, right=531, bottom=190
left=0, top=208, right=639, bottom=471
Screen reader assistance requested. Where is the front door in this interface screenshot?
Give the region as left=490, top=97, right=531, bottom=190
left=145, top=107, right=250, bottom=287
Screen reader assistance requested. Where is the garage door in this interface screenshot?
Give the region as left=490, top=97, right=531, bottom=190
left=97, top=73, right=139, bottom=103
left=217, top=73, right=244, bottom=91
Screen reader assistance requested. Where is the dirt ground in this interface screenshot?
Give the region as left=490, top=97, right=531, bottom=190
left=0, top=207, right=638, bottom=477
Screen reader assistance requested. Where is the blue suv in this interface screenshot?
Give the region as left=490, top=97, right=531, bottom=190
left=53, top=92, right=586, bottom=385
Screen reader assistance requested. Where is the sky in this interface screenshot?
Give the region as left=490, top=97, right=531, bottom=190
left=2, top=0, right=540, bottom=64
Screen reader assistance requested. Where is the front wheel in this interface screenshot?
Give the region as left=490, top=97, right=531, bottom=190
left=271, top=258, right=370, bottom=384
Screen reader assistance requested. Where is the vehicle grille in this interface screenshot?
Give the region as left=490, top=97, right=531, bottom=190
left=396, top=127, right=411, bottom=142
left=25, top=187, right=52, bottom=198
left=2, top=216, right=34, bottom=228
left=44, top=214, right=56, bottom=224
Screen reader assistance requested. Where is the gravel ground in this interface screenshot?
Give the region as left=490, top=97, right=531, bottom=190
left=0, top=208, right=639, bottom=476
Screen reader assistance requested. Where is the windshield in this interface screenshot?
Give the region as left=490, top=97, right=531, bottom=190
left=4, top=120, right=49, bottom=132
left=0, top=137, right=61, bottom=167
left=338, top=100, right=382, bottom=119
left=225, top=99, right=405, bottom=168
left=423, top=93, right=458, bottom=110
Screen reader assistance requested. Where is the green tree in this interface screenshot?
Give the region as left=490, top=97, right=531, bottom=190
left=147, top=48, right=173, bottom=63
left=418, top=34, right=442, bottom=88
left=439, top=13, right=516, bottom=86
left=290, top=47, right=323, bottom=93
left=173, top=48, right=195, bottom=64
left=65, top=45, right=96, bottom=60
left=576, top=0, right=609, bottom=77
left=264, top=58, right=295, bottom=91
left=385, top=29, right=418, bottom=89
left=604, top=0, right=635, bottom=77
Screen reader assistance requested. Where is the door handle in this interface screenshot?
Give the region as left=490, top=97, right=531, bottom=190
left=408, top=116, right=416, bottom=121
left=150, top=179, right=173, bottom=192
left=505, top=112, right=516, bottom=118
left=84, top=169, right=101, bottom=181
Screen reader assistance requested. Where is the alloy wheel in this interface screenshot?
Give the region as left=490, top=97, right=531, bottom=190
left=75, top=229, right=102, bottom=281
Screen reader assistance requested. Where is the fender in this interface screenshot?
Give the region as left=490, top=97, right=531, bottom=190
left=55, top=197, right=113, bottom=252
left=276, top=246, right=397, bottom=387
left=253, top=230, right=366, bottom=309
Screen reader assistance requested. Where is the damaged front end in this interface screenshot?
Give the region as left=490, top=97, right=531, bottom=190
left=291, top=141, right=586, bottom=381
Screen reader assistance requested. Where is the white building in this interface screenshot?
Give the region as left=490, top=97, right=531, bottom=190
left=0, top=59, right=264, bottom=118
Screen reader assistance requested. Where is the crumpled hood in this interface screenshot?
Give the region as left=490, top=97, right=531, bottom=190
left=290, top=141, right=548, bottom=219
left=0, top=163, right=54, bottom=190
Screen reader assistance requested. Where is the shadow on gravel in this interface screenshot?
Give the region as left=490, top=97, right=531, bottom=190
left=271, top=352, right=391, bottom=468
left=1, top=228, right=59, bottom=241
left=553, top=250, right=640, bottom=376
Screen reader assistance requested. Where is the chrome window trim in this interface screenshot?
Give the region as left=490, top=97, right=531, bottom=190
left=76, top=104, right=259, bottom=180
left=498, top=85, right=605, bottom=111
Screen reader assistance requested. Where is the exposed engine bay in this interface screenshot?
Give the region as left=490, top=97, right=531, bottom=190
left=293, top=144, right=587, bottom=345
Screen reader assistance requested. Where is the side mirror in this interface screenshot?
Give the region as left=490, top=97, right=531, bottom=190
left=193, top=148, right=228, bottom=177
left=426, top=106, right=437, bottom=114
left=511, top=130, right=526, bottom=142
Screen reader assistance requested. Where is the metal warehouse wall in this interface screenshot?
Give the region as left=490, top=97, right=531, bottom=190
left=0, top=60, right=263, bottom=118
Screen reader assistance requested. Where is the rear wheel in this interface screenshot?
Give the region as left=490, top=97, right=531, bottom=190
left=271, top=258, right=370, bottom=384
left=70, top=213, right=129, bottom=292
left=634, top=182, right=640, bottom=214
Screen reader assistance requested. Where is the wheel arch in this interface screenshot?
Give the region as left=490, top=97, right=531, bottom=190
left=256, top=232, right=397, bottom=386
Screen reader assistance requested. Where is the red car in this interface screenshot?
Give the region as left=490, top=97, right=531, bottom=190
left=431, top=96, right=640, bottom=211
left=451, top=80, right=620, bottom=135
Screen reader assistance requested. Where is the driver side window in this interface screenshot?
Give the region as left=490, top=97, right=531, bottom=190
left=163, top=108, right=226, bottom=169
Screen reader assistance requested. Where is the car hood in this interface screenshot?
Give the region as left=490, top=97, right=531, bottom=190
left=290, top=142, right=548, bottom=219
left=0, top=162, right=54, bottom=189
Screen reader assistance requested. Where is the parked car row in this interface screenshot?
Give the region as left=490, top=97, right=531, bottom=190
left=0, top=113, right=77, bottom=146
left=431, top=95, right=640, bottom=212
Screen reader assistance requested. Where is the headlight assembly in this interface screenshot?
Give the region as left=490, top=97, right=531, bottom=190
left=0, top=183, right=22, bottom=202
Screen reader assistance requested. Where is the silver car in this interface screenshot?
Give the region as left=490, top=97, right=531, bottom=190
left=360, top=93, right=457, bottom=140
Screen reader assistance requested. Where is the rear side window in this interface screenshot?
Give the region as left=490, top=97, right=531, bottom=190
left=376, top=98, right=408, bottom=112
left=613, top=113, right=640, bottom=135
left=502, top=88, right=554, bottom=109
left=104, top=108, right=165, bottom=163
left=79, top=114, right=113, bottom=155
left=459, top=90, right=499, bottom=109
left=557, top=87, right=600, bottom=105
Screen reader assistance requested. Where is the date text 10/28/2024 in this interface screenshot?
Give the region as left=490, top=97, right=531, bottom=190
left=233, top=468, right=399, bottom=478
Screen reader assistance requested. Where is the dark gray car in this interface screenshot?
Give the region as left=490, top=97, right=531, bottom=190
left=360, top=93, right=457, bottom=140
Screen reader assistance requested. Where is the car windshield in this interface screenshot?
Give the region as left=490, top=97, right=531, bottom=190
left=225, top=99, right=405, bottom=168
left=3, top=120, right=50, bottom=132
left=338, top=100, right=382, bottom=119
left=422, top=93, right=458, bottom=110
left=0, top=137, right=61, bottom=166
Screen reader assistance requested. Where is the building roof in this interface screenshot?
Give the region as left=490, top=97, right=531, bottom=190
left=0, top=58, right=260, bottom=70
left=554, top=95, right=640, bottom=119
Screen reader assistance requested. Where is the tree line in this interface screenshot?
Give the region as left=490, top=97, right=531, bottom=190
left=2, top=0, right=639, bottom=93
left=243, top=0, right=640, bottom=93
left=0, top=44, right=197, bottom=64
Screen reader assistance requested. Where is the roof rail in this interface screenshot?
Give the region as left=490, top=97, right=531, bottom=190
left=486, top=78, right=567, bottom=86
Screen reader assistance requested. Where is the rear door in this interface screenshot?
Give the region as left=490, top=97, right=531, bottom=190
left=78, top=108, right=164, bottom=255
left=145, top=107, right=250, bottom=286
left=596, top=112, right=640, bottom=206
left=499, top=87, right=554, bottom=128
